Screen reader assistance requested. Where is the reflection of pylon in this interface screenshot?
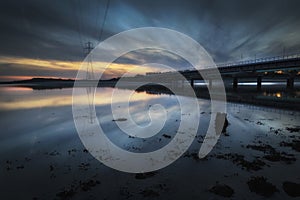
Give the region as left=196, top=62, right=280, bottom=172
left=84, top=41, right=95, bottom=123
left=86, top=86, right=95, bottom=124
left=84, top=41, right=94, bottom=80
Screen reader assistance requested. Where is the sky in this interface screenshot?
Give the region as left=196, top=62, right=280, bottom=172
left=0, top=0, right=300, bottom=81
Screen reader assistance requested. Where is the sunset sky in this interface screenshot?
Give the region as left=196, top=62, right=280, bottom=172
left=1, top=0, right=300, bottom=81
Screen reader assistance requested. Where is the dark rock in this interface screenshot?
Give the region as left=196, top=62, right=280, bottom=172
left=83, top=149, right=88, bottom=153
left=216, top=153, right=266, bottom=171
left=247, top=176, right=278, bottom=197
left=25, top=157, right=31, bottom=162
left=286, top=126, right=300, bottom=133
left=185, top=151, right=203, bottom=161
left=209, top=184, right=234, bottom=197
left=112, top=118, right=127, bottom=122
left=56, top=188, right=76, bottom=199
left=56, top=178, right=100, bottom=199
left=16, top=165, right=24, bottom=169
left=48, top=150, right=60, bottom=156
left=280, top=140, right=300, bottom=152
left=264, top=152, right=296, bottom=164
left=215, top=112, right=229, bottom=134
left=135, top=172, right=157, bottom=179
left=79, top=180, right=100, bottom=191
left=247, top=144, right=296, bottom=164
left=139, top=189, right=160, bottom=197
left=78, top=163, right=90, bottom=171
left=282, top=181, right=300, bottom=197
left=256, top=121, right=264, bottom=125
left=246, top=144, right=275, bottom=153
left=120, top=187, right=133, bottom=199
left=162, top=134, right=171, bottom=139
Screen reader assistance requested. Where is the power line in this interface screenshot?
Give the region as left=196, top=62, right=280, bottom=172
left=70, top=0, right=84, bottom=55
left=84, top=41, right=94, bottom=80
left=70, top=0, right=110, bottom=81
left=98, top=0, right=110, bottom=42
left=77, top=0, right=86, bottom=44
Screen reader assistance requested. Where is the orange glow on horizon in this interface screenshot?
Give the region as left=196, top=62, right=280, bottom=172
left=0, top=56, right=162, bottom=81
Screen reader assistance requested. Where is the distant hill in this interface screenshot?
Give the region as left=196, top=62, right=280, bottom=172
left=0, top=77, right=119, bottom=89
left=0, top=77, right=121, bottom=84
left=0, top=78, right=75, bottom=84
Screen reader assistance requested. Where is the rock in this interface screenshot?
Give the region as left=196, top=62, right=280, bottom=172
left=183, top=151, right=202, bottom=161
left=135, top=172, right=157, bottom=179
left=216, top=153, right=266, bottom=171
left=16, top=165, right=24, bottom=169
left=119, top=187, right=133, bottom=199
left=112, top=118, right=127, bottom=122
left=286, top=126, right=300, bottom=133
left=56, top=178, right=100, bottom=199
left=282, top=181, right=300, bottom=197
left=162, top=134, right=171, bottom=139
left=247, top=176, right=278, bottom=197
left=78, top=163, right=90, bottom=171
left=256, top=121, right=264, bottom=125
left=215, top=112, right=229, bottom=134
left=139, top=189, right=160, bottom=197
left=246, top=144, right=296, bottom=164
left=263, top=152, right=295, bottom=164
left=56, top=188, right=76, bottom=199
left=280, top=140, right=300, bottom=152
left=246, top=144, right=275, bottom=153
left=83, top=149, right=88, bottom=153
left=209, top=184, right=234, bottom=197
left=79, top=180, right=100, bottom=191
left=48, top=150, right=60, bottom=156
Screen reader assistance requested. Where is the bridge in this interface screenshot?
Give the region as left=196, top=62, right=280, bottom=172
left=140, top=53, right=300, bottom=90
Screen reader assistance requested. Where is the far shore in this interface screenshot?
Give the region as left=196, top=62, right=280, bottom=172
left=1, top=78, right=299, bottom=111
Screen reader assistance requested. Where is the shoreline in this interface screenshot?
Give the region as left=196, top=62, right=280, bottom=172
left=1, top=80, right=300, bottom=111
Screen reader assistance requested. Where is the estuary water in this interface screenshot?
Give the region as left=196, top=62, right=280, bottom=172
left=0, top=86, right=299, bottom=199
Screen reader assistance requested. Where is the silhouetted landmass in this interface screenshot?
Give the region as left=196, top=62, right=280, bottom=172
left=0, top=78, right=118, bottom=89
left=0, top=78, right=74, bottom=84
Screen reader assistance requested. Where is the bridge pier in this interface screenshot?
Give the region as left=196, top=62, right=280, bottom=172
left=257, top=76, right=262, bottom=90
left=286, top=77, right=294, bottom=89
left=233, top=77, right=238, bottom=89
left=190, top=79, right=194, bottom=87
left=180, top=80, right=184, bottom=88
left=208, top=79, right=212, bottom=89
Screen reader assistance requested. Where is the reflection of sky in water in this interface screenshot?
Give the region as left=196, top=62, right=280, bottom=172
left=0, top=87, right=161, bottom=110
left=0, top=86, right=300, bottom=199
left=0, top=86, right=206, bottom=154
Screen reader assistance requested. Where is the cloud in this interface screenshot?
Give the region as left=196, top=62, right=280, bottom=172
left=0, top=0, right=300, bottom=80
left=0, top=56, right=164, bottom=80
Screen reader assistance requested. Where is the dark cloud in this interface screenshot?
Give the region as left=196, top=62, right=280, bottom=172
left=0, top=0, right=300, bottom=79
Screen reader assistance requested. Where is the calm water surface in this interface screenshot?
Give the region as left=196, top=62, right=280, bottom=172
left=0, top=86, right=299, bottom=199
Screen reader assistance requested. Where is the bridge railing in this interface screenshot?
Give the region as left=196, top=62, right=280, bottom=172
left=216, top=52, right=300, bottom=69
left=147, top=52, right=300, bottom=75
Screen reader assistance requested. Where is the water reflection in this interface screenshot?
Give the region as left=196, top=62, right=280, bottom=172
left=0, top=86, right=33, bottom=92
left=0, top=86, right=161, bottom=110
left=0, top=86, right=300, bottom=199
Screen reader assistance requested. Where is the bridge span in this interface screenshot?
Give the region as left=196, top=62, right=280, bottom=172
left=142, top=53, right=300, bottom=90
